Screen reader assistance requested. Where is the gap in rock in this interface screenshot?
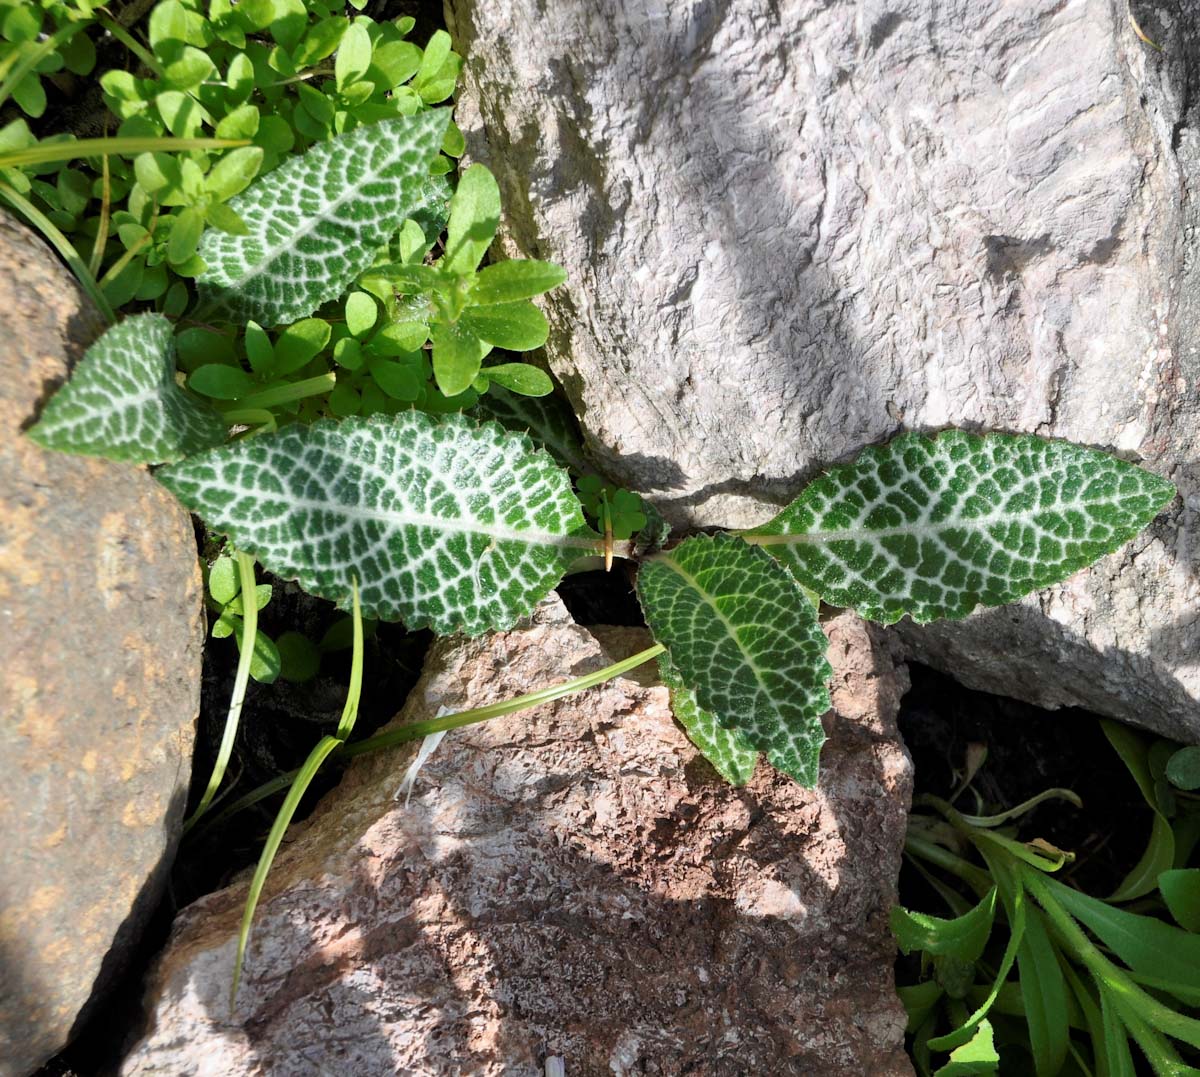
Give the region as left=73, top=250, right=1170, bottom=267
left=556, top=565, right=647, bottom=627
left=897, top=663, right=1145, bottom=897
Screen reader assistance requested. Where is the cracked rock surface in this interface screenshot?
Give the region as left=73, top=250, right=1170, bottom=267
left=121, top=600, right=913, bottom=1075
left=448, top=0, right=1200, bottom=738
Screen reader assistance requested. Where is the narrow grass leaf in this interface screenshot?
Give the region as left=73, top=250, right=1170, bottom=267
left=231, top=733, right=341, bottom=1007
left=1017, top=904, right=1070, bottom=1077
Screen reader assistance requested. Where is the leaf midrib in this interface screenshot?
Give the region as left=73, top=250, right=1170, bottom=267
left=742, top=500, right=1119, bottom=548
left=260, top=493, right=601, bottom=555
left=216, top=138, right=412, bottom=294
left=652, top=551, right=776, bottom=707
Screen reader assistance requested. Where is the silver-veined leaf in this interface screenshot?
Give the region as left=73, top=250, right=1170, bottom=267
left=471, top=385, right=589, bottom=472
left=636, top=533, right=831, bottom=786
left=195, top=110, right=450, bottom=326
left=743, top=431, right=1175, bottom=624
left=27, top=313, right=226, bottom=463
left=659, top=654, right=758, bottom=785
left=156, top=412, right=600, bottom=634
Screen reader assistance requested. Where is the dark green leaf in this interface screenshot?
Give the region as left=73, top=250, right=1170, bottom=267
left=636, top=534, right=832, bottom=786
left=277, top=631, right=320, bottom=682
left=1017, top=904, right=1069, bottom=1077
left=891, top=888, right=997, bottom=964
left=1160, top=869, right=1200, bottom=933
left=1167, top=747, right=1200, bottom=791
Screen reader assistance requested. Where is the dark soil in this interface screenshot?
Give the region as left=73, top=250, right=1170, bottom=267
left=897, top=663, right=1151, bottom=899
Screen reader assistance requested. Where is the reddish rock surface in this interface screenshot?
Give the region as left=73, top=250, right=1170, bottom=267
left=0, top=213, right=204, bottom=1076
left=122, top=600, right=913, bottom=1076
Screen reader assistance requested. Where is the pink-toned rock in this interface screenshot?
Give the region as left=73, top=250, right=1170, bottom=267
left=121, top=601, right=913, bottom=1076
left=0, top=213, right=203, bottom=1077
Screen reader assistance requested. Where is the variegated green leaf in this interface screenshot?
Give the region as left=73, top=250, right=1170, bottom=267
left=660, top=655, right=758, bottom=785
left=156, top=412, right=600, bottom=635
left=27, top=313, right=225, bottom=464
left=472, top=385, right=589, bottom=472
left=637, top=534, right=831, bottom=786
left=743, top=431, right=1175, bottom=624
left=195, top=111, right=450, bottom=326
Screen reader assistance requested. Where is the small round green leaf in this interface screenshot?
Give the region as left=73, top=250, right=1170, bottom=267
left=274, top=318, right=331, bottom=374
left=460, top=300, right=549, bottom=351
left=190, top=363, right=256, bottom=400
left=345, top=291, right=378, bottom=338
left=208, top=554, right=239, bottom=605
left=481, top=363, right=553, bottom=397
left=1167, top=747, right=1200, bottom=791
left=205, top=146, right=264, bottom=201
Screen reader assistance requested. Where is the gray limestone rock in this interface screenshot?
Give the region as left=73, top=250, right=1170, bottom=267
left=447, top=0, right=1200, bottom=737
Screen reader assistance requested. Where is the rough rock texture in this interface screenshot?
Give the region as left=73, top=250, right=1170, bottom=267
left=121, top=600, right=913, bottom=1075
left=0, top=213, right=204, bottom=1077
left=447, top=0, right=1200, bottom=739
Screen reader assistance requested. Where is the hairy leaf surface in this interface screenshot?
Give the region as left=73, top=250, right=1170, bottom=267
left=743, top=432, right=1175, bottom=623
left=157, top=412, right=599, bottom=634
left=28, top=313, right=225, bottom=463
left=472, top=386, right=589, bottom=472
left=659, top=654, right=758, bottom=785
left=195, top=111, right=450, bottom=326
left=637, top=534, right=831, bottom=786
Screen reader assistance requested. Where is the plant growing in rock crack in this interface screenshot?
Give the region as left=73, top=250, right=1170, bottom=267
left=896, top=722, right=1200, bottom=1076
left=22, top=0, right=1178, bottom=1004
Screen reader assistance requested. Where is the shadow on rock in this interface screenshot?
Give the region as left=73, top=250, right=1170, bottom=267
left=119, top=600, right=914, bottom=1076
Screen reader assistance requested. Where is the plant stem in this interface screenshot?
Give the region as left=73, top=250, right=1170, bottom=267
left=904, top=830, right=993, bottom=894
left=184, top=551, right=258, bottom=831
left=0, top=21, right=88, bottom=111
left=89, top=149, right=112, bottom=277
left=98, top=204, right=158, bottom=287
left=226, top=373, right=337, bottom=411
left=95, top=12, right=164, bottom=76
left=0, top=181, right=115, bottom=322
left=189, top=642, right=667, bottom=835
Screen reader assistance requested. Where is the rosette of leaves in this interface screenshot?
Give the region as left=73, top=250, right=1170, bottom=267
left=360, top=162, right=567, bottom=399
left=576, top=476, right=649, bottom=541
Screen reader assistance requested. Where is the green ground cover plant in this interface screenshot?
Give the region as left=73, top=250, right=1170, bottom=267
left=12, top=0, right=1187, bottom=1057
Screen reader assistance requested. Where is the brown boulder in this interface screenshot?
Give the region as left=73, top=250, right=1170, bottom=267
left=0, top=213, right=203, bottom=1076
left=122, top=600, right=912, bottom=1075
